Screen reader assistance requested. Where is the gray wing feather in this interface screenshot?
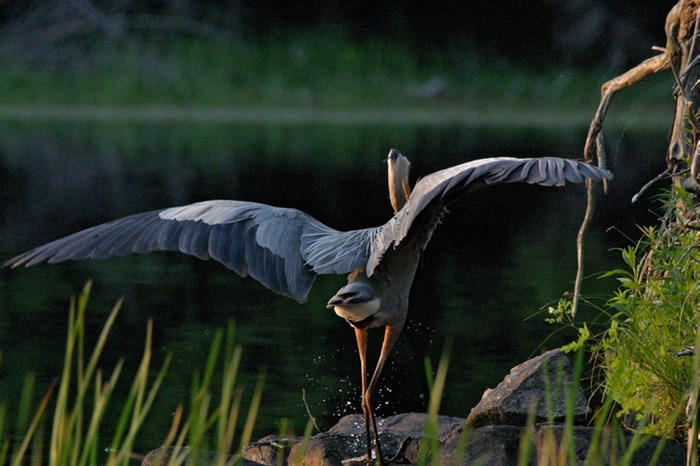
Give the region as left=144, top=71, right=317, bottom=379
left=367, top=157, right=611, bottom=274
left=300, top=226, right=377, bottom=274
left=4, top=157, right=611, bottom=300
left=3, top=200, right=374, bottom=303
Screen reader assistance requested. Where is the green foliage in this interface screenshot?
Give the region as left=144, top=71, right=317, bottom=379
left=583, top=187, right=700, bottom=438
left=420, top=344, right=450, bottom=465
left=0, top=281, right=167, bottom=465
left=0, top=283, right=263, bottom=465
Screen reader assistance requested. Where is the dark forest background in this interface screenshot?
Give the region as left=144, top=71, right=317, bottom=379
left=0, top=1, right=673, bottom=72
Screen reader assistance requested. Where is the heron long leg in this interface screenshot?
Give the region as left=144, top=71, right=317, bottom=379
left=353, top=328, right=373, bottom=463
left=366, top=324, right=403, bottom=465
left=352, top=323, right=404, bottom=465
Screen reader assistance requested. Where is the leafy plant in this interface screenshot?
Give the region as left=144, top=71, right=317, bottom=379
left=559, top=187, right=700, bottom=438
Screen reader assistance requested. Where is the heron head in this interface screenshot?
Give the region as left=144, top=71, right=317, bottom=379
left=387, top=149, right=412, bottom=214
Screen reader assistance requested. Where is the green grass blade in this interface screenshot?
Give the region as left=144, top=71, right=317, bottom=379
left=10, top=383, right=54, bottom=466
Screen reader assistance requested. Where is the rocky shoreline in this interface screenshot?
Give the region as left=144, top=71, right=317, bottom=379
left=143, top=349, right=686, bottom=465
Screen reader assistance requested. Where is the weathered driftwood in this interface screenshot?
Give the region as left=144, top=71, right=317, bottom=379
left=573, top=0, right=700, bottom=316
left=583, top=0, right=700, bottom=197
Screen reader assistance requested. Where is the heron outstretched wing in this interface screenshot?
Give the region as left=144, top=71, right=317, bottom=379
left=367, top=156, right=612, bottom=274
left=4, top=156, right=611, bottom=302
left=3, top=200, right=376, bottom=303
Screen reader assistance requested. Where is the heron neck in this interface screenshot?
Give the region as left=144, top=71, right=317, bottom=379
left=388, top=179, right=407, bottom=213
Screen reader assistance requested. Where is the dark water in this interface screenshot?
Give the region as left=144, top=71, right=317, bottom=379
left=0, top=119, right=666, bottom=454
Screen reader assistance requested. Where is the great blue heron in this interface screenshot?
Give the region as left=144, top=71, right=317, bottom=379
left=3, top=150, right=611, bottom=464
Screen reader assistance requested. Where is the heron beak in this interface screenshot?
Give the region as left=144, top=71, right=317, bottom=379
left=387, top=149, right=411, bottom=213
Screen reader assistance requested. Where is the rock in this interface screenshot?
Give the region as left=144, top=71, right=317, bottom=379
left=141, top=446, right=179, bottom=466
left=441, top=425, right=526, bottom=466
left=440, top=423, right=687, bottom=466
left=141, top=446, right=262, bottom=466
left=466, top=348, right=590, bottom=428
left=243, top=435, right=302, bottom=466
left=288, top=413, right=464, bottom=465
left=532, top=425, right=686, bottom=466
left=327, top=413, right=464, bottom=439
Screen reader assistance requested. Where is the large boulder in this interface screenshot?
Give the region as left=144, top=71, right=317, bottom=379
left=467, top=348, right=590, bottom=427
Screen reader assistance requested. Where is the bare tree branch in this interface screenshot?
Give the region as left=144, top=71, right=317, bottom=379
left=572, top=1, right=692, bottom=317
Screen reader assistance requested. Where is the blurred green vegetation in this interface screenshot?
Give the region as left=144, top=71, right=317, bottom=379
left=0, top=33, right=672, bottom=116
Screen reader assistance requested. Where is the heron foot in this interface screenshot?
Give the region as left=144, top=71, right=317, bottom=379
left=341, top=439, right=411, bottom=466
left=341, top=453, right=375, bottom=465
